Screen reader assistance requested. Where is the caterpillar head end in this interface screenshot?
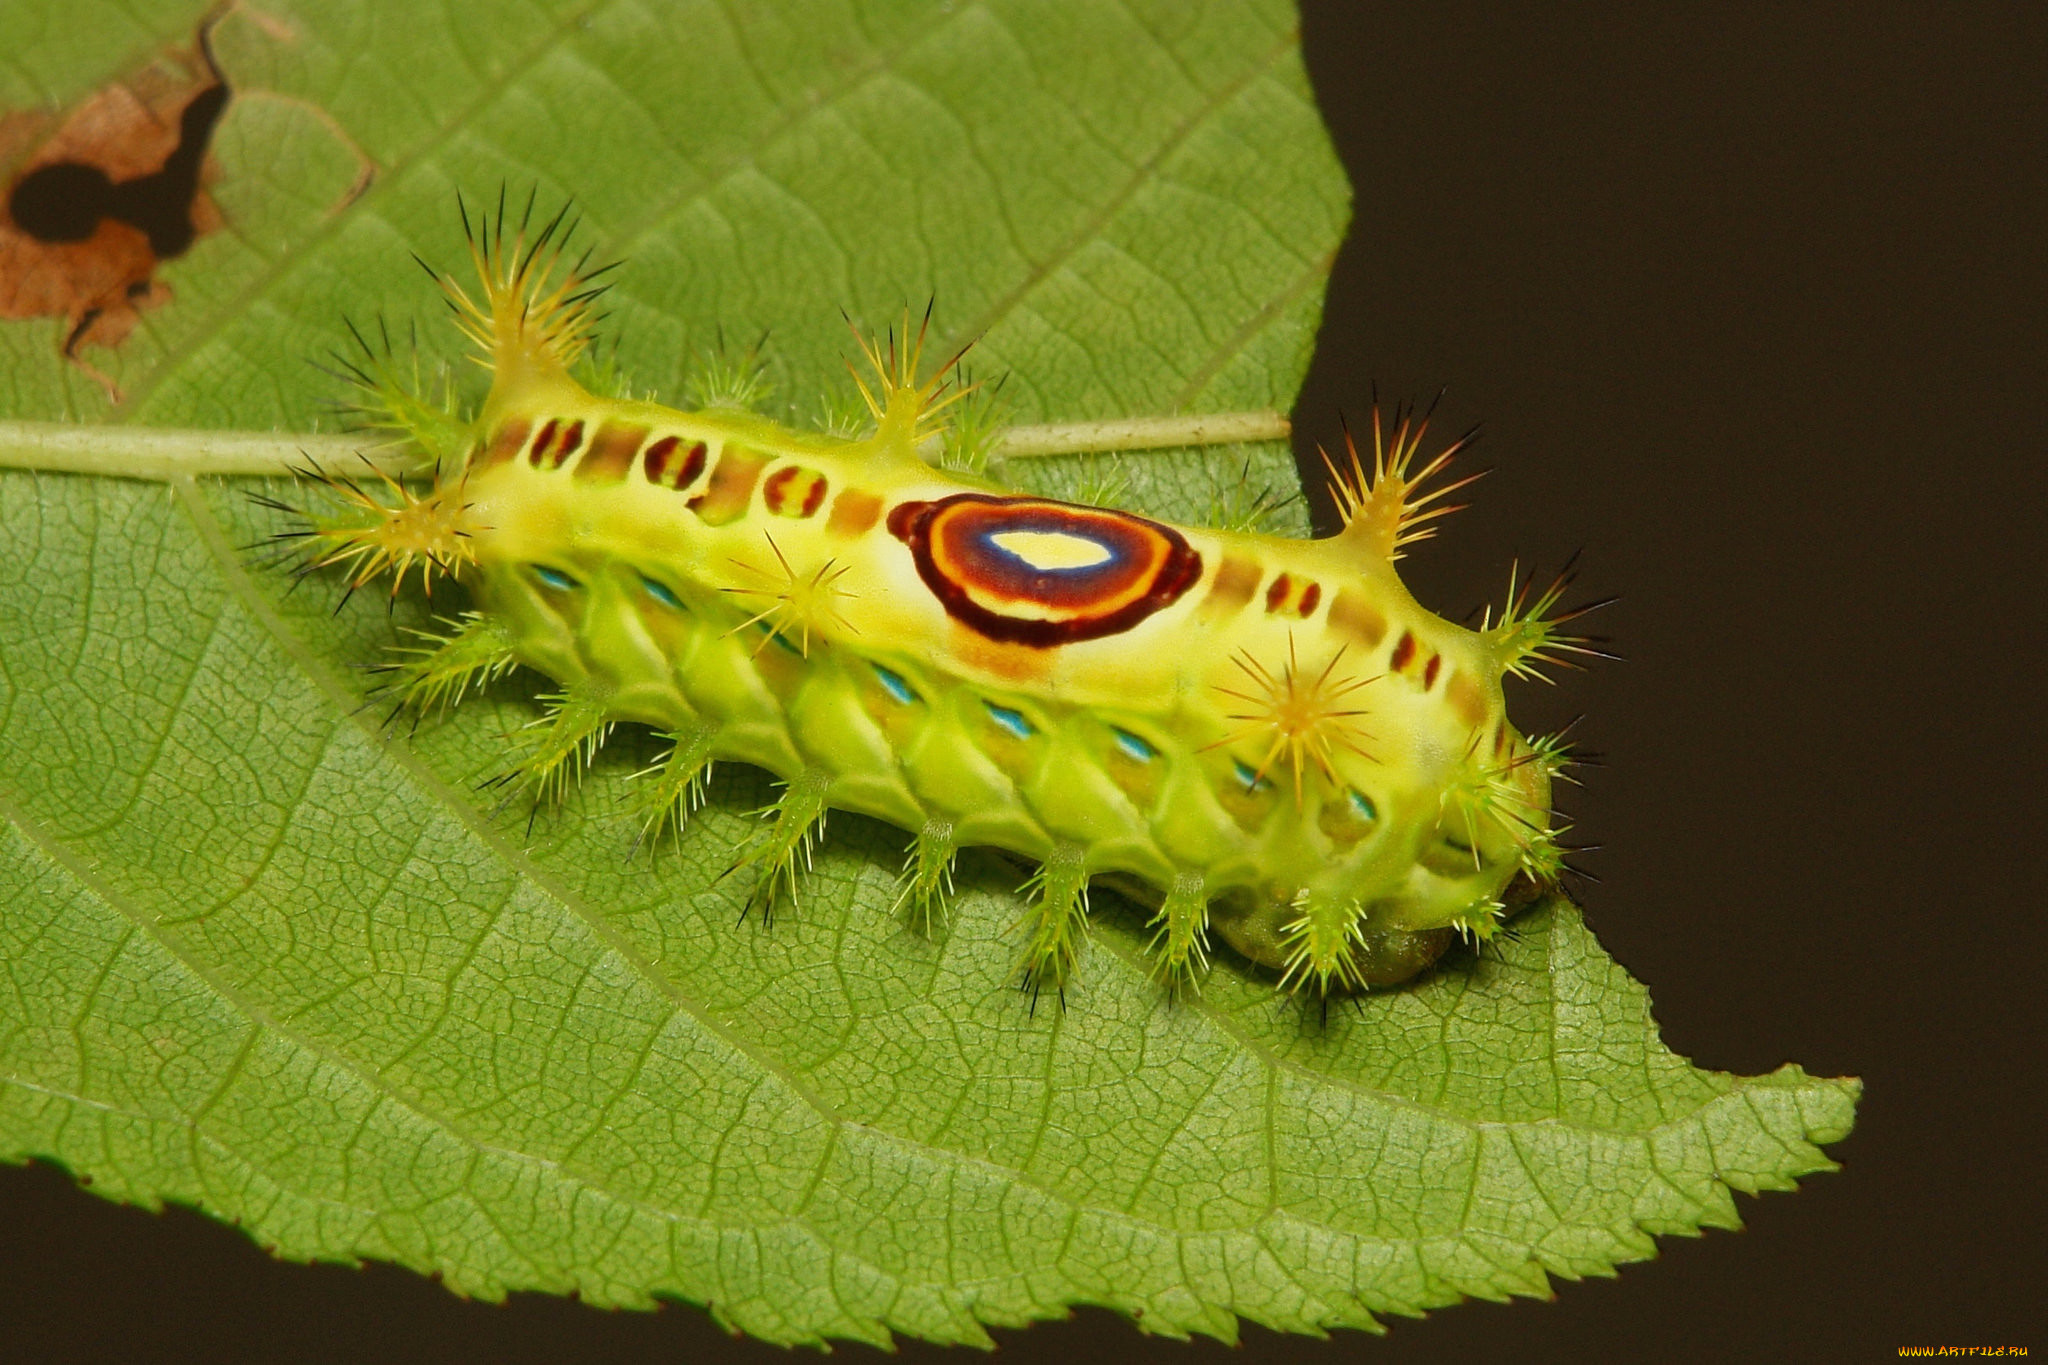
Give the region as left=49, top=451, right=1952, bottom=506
left=1205, top=721, right=1565, bottom=998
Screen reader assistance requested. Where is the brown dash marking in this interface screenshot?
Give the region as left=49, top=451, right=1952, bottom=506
left=478, top=417, right=532, bottom=469
left=827, top=488, right=883, bottom=536
left=1447, top=671, right=1487, bottom=727
left=1389, top=630, right=1417, bottom=673
left=687, top=446, right=770, bottom=526
left=1328, top=588, right=1387, bottom=648
left=1297, top=581, right=1322, bottom=617
left=1198, top=555, right=1260, bottom=620
left=1422, top=653, right=1442, bottom=689
left=1264, top=572, right=1293, bottom=613
left=573, top=419, right=650, bottom=483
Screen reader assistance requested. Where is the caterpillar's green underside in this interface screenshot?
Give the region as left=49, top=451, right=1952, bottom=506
left=290, top=203, right=1587, bottom=1000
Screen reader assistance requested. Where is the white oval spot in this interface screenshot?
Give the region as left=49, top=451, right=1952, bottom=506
left=989, top=529, right=1112, bottom=571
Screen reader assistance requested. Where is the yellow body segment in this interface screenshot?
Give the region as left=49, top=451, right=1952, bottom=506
left=303, top=206, right=1578, bottom=998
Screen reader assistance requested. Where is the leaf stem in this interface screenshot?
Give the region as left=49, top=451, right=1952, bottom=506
left=993, top=411, right=1291, bottom=458
left=0, top=412, right=1291, bottom=482
left=0, top=421, right=363, bottom=479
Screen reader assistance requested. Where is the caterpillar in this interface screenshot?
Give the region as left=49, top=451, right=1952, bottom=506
left=278, top=198, right=1596, bottom=1002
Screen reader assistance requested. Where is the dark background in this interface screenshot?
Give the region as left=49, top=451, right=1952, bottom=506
left=3, top=2, right=2040, bottom=1361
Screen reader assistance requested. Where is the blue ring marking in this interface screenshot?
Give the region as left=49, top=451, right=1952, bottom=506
left=1111, top=727, right=1157, bottom=763
left=639, top=573, right=684, bottom=610
left=984, top=701, right=1034, bottom=740
left=1232, top=758, right=1271, bottom=793
left=1349, top=789, right=1378, bottom=821
left=532, top=564, right=579, bottom=592
left=873, top=664, right=918, bottom=705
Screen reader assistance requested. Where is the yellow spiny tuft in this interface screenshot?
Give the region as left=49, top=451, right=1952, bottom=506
left=1523, top=725, right=1583, bottom=783
left=428, top=188, right=618, bottom=387
left=720, top=532, right=859, bottom=657
left=1205, top=636, right=1378, bottom=807
left=1322, top=399, right=1483, bottom=561
left=845, top=302, right=976, bottom=447
left=254, top=459, right=474, bottom=606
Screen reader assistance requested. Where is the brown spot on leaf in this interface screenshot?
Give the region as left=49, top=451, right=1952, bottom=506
left=0, top=11, right=231, bottom=397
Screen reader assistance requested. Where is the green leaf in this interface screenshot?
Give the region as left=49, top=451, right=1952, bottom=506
left=0, top=0, right=1855, bottom=1348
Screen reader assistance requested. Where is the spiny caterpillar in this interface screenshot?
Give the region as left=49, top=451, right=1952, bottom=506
left=276, top=197, right=1598, bottom=1003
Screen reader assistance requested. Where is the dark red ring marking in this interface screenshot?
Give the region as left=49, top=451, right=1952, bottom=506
left=888, top=493, right=1202, bottom=647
